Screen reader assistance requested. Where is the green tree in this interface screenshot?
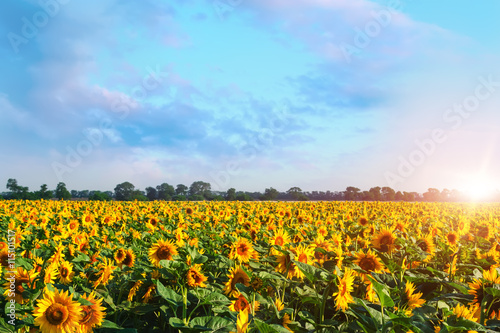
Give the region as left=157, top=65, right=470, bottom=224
left=369, top=187, right=382, bottom=201
left=189, top=181, right=211, bottom=199
left=36, top=184, right=53, bottom=200
left=114, top=182, right=135, bottom=201
left=344, top=187, right=361, bottom=201
left=261, top=187, right=279, bottom=201
left=145, top=187, right=158, bottom=201
left=89, top=191, right=112, bottom=201
left=6, top=178, right=29, bottom=199
left=175, top=184, right=188, bottom=196
left=157, top=183, right=175, bottom=200
left=55, top=182, right=71, bottom=200
left=225, top=188, right=236, bottom=201
left=131, top=190, right=148, bottom=201
left=381, top=187, right=396, bottom=201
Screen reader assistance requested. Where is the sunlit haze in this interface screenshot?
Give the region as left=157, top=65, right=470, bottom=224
left=1, top=0, right=499, bottom=195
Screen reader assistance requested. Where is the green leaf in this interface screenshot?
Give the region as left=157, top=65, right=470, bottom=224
left=169, top=317, right=187, bottom=328
left=72, top=254, right=91, bottom=263
left=253, top=319, right=293, bottom=333
left=190, top=316, right=233, bottom=330
left=367, top=277, right=394, bottom=307
left=100, top=319, right=123, bottom=329
left=156, top=280, right=184, bottom=307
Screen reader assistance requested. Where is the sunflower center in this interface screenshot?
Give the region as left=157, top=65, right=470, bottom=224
left=379, top=235, right=393, bottom=245
left=123, top=254, right=133, bottom=266
left=156, top=246, right=171, bottom=260
left=60, top=267, right=69, bottom=278
left=45, top=303, right=69, bottom=325
left=298, top=254, right=308, bottom=263
left=80, top=306, right=94, bottom=324
left=418, top=241, right=428, bottom=252
left=237, top=244, right=248, bottom=255
left=359, top=258, right=376, bottom=272
left=275, top=237, right=284, bottom=246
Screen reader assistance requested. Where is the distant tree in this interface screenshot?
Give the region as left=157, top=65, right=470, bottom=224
left=173, top=195, right=187, bottom=201
left=261, top=187, right=279, bottom=201
left=145, top=187, right=158, bottom=201
left=381, top=187, right=396, bottom=201
left=286, top=187, right=308, bottom=201
left=79, top=190, right=90, bottom=198
left=175, top=184, right=188, bottom=196
left=236, top=193, right=253, bottom=201
left=131, top=190, right=148, bottom=201
left=55, top=182, right=71, bottom=200
left=369, top=187, right=383, bottom=201
left=395, top=191, right=404, bottom=201
left=362, top=191, right=374, bottom=201
left=189, top=181, right=211, bottom=199
left=157, top=183, right=175, bottom=200
left=226, top=188, right=236, bottom=201
left=89, top=191, right=112, bottom=201
left=71, top=190, right=78, bottom=198
left=36, top=184, right=53, bottom=200
left=114, top=182, right=135, bottom=201
left=344, top=187, right=361, bottom=201
left=6, top=178, right=29, bottom=199
left=441, top=189, right=451, bottom=202
left=423, top=188, right=440, bottom=202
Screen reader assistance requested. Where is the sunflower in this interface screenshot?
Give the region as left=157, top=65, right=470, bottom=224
left=121, top=249, right=135, bottom=268
left=33, top=288, right=82, bottom=333
left=187, top=264, right=208, bottom=288
left=333, top=268, right=355, bottom=311
left=229, top=294, right=251, bottom=312
left=58, top=261, right=74, bottom=285
left=149, top=239, right=178, bottom=267
left=354, top=250, right=384, bottom=275
left=44, top=265, right=59, bottom=285
left=280, top=314, right=293, bottom=333
left=276, top=251, right=297, bottom=279
left=476, top=223, right=490, bottom=240
left=231, top=309, right=249, bottom=333
left=4, top=267, right=39, bottom=304
left=403, top=282, right=425, bottom=315
left=128, top=280, right=144, bottom=302
left=142, top=284, right=156, bottom=303
left=271, top=229, right=291, bottom=248
left=446, top=231, right=459, bottom=246
left=93, top=258, right=116, bottom=288
left=78, top=292, right=106, bottom=333
left=229, top=238, right=256, bottom=263
left=224, top=266, right=251, bottom=297
left=1, top=249, right=10, bottom=268
left=417, top=236, right=435, bottom=255
left=293, top=245, right=314, bottom=279
left=359, top=217, right=369, bottom=226
left=274, top=298, right=284, bottom=311
left=372, top=228, right=397, bottom=253
left=452, top=304, right=476, bottom=322
left=114, top=248, right=126, bottom=264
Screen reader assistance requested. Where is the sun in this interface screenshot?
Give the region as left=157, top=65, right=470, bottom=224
left=463, top=177, right=498, bottom=202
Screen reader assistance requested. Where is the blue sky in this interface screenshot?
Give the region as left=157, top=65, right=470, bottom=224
left=1, top=0, right=499, bottom=194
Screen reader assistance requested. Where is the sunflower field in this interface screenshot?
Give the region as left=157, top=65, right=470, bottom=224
left=2, top=200, right=500, bottom=332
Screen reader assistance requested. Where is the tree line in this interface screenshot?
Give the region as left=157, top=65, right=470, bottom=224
left=1, top=178, right=499, bottom=202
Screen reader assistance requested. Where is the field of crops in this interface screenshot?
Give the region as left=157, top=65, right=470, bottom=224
left=2, top=200, right=500, bottom=332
